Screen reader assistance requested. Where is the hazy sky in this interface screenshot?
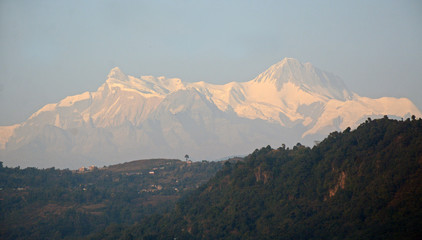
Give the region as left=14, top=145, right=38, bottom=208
left=1, top=0, right=421, bottom=126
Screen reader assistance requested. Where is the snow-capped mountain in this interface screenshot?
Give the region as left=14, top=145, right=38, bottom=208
left=1, top=58, right=420, bottom=168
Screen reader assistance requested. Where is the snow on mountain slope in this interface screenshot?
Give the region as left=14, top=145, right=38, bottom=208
left=0, top=58, right=420, bottom=168
left=25, top=68, right=183, bottom=129
left=141, top=88, right=293, bottom=161
left=249, top=58, right=352, bottom=100
left=0, top=124, right=20, bottom=149
left=106, top=67, right=185, bottom=97
left=303, top=95, right=420, bottom=137
left=187, top=58, right=355, bottom=126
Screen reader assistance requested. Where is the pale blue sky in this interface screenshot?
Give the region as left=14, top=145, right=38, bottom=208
left=1, top=0, right=421, bottom=125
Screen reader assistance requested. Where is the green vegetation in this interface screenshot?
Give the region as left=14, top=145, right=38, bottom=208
left=0, top=159, right=224, bottom=239
left=95, top=117, right=422, bottom=239
left=2, top=117, right=422, bottom=239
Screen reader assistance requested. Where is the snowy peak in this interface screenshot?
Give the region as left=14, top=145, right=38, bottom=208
left=252, top=58, right=306, bottom=86
left=102, top=68, right=185, bottom=98
left=251, top=58, right=352, bottom=100
left=1, top=57, right=421, bottom=169
left=107, top=67, right=128, bottom=81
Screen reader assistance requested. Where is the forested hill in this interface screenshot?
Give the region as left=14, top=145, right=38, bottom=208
left=0, top=159, right=225, bottom=239
left=101, top=116, right=422, bottom=240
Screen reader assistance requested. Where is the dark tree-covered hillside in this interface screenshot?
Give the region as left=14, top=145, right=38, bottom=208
left=0, top=159, right=224, bottom=239
left=106, top=117, right=422, bottom=240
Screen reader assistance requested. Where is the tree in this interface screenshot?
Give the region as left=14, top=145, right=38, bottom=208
left=185, top=154, right=190, bottom=161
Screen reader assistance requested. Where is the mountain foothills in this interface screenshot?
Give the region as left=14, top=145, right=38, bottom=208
left=1, top=58, right=421, bottom=168
left=0, top=158, right=226, bottom=239
left=91, top=117, right=422, bottom=240
left=1, top=117, right=421, bottom=239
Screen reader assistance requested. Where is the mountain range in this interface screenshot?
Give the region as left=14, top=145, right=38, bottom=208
left=1, top=58, right=420, bottom=168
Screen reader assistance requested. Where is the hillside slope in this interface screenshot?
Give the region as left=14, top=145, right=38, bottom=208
left=0, top=159, right=225, bottom=239
left=109, top=116, right=422, bottom=239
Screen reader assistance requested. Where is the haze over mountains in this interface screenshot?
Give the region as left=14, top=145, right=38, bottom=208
left=0, top=58, right=420, bottom=168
